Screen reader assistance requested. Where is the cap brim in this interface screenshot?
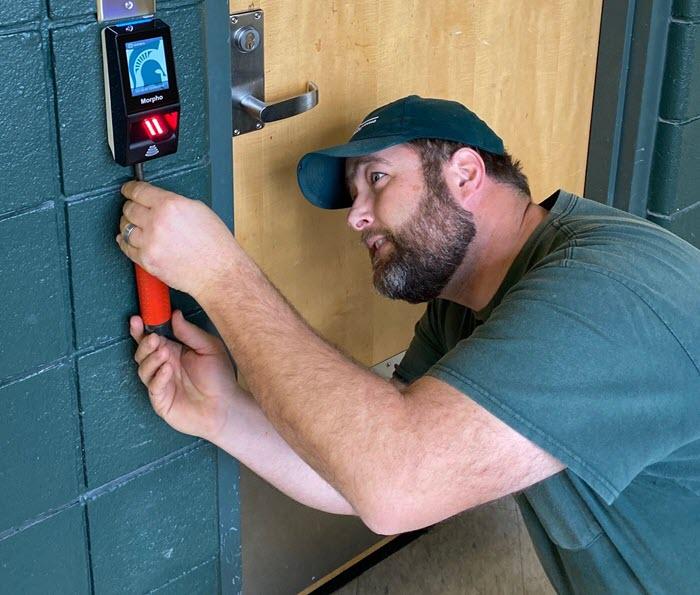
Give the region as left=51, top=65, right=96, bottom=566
left=297, top=135, right=409, bottom=209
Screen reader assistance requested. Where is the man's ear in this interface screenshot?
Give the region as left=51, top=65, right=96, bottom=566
left=445, top=147, right=486, bottom=206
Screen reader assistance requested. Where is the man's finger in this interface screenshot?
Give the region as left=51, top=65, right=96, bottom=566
left=130, top=315, right=145, bottom=343
left=116, top=232, right=141, bottom=264
left=121, top=181, right=156, bottom=207
left=138, top=346, right=169, bottom=386
left=171, top=310, right=221, bottom=354
left=121, top=180, right=165, bottom=208
left=134, top=332, right=161, bottom=365
left=119, top=216, right=145, bottom=249
left=123, top=200, right=150, bottom=227
left=149, top=363, right=174, bottom=415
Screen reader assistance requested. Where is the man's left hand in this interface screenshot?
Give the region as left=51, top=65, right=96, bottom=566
left=117, top=181, right=238, bottom=298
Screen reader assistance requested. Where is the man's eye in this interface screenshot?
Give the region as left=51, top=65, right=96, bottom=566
left=370, top=172, right=386, bottom=184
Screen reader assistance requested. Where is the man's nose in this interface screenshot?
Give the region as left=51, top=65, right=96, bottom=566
left=347, top=194, right=374, bottom=231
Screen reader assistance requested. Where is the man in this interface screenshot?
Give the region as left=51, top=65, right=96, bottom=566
left=117, top=96, right=700, bottom=593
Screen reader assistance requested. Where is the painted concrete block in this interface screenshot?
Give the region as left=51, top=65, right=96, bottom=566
left=649, top=119, right=700, bottom=215
left=0, top=506, right=90, bottom=594
left=88, top=445, right=218, bottom=594
left=660, top=22, right=700, bottom=120
left=67, top=167, right=210, bottom=347
left=674, top=0, right=700, bottom=20
left=67, top=190, right=136, bottom=347
left=0, top=205, right=69, bottom=380
left=649, top=203, right=700, bottom=249
left=77, top=338, right=196, bottom=488
left=51, top=22, right=131, bottom=196
left=48, top=0, right=94, bottom=19
left=150, top=557, right=220, bottom=594
left=49, top=0, right=200, bottom=19
left=0, top=33, right=56, bottom=214
left=52, top=4, right=208, bottom=197
left=0, top=1, right=43, bottom=25
left=0, top=366, right=82, bottom=532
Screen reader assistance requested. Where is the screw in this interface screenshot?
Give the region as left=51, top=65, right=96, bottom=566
left=254, top=12, right=261, bottom=19
left=233, top=129, right=240, bottom=136
left=231, top=16, right=238, bottom=24
left=255, top=122, right=262, bottom=129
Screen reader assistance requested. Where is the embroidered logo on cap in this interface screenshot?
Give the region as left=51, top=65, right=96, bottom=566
left=353, top=116, right=379, bottom=135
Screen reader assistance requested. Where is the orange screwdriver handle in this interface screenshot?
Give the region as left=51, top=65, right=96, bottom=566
left=134, top=264, right=173, bottom=337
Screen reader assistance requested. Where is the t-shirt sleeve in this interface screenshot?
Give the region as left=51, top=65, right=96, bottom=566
left=427, top=262, right=698, bottom=504
left=393, top=302, right=445, bottom=385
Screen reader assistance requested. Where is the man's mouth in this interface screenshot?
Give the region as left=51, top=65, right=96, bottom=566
left=366, top=235, right=389, bottom=259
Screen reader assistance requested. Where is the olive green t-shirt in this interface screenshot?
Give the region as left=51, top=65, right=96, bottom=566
left=394, top=191, right=700, bottom=594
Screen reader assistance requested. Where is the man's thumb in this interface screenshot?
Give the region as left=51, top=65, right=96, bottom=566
left=171, top=310, right=219, bottom=353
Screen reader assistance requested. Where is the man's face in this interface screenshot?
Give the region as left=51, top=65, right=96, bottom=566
left=346, top=145, right=476, bottom=303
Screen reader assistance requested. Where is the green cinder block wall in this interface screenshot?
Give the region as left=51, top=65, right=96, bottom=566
left=648, top=0, right=700, bottom=246
left=0, top=1, right=239, bottom=592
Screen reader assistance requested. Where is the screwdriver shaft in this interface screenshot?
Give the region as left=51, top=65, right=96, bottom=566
left=134, top=162, right=145, bottom=181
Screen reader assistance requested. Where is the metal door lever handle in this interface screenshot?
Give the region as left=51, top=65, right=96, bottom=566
left=238, top=82, right=318, bottom=123
left=230, top=10, right=319, bottom=135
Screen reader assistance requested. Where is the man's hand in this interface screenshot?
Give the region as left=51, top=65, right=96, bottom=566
left=116, top=181, right=239, bottom=297
left=131, top=309, right=239, bottom=442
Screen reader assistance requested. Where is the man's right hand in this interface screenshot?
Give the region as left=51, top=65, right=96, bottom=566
left=131, top=310, right=238, bottom=442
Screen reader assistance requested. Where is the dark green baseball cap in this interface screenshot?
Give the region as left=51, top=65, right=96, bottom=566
left=297, top=95, right=504, bottom=209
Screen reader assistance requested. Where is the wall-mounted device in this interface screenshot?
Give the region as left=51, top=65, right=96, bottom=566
left=101, top=17, right=180, bottom=166
left=99, top=0, right=176, bottom=337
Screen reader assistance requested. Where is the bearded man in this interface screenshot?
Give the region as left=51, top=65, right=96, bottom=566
left=117, top=96, right=700, bottom=593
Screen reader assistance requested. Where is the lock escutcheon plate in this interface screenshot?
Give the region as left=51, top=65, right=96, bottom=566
left=231, top=10, right=265, bottom=135
left=230, top=9, right=318, bottom=136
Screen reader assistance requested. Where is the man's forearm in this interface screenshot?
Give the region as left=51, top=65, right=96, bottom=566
left=197, top=251, right=407, bottom=524
left=213, top=386, right=356, bottom=516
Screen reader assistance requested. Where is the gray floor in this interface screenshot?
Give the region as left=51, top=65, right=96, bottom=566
left=333, top=497, right=554, bottom=595
left=242, top=465, right=382, bottom=595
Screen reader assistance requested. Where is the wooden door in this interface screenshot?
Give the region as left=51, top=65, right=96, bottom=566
left=229, top=1, right=602, bottom=592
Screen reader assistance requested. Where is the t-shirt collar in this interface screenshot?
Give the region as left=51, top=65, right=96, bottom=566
left=473, top=189, right=574, bottom=321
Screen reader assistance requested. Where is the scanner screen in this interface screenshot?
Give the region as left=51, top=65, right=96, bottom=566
left=125, top=36, right=170, bottom=97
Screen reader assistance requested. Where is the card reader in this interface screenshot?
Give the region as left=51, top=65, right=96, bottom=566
left=101, top=18, right=180, bottom=166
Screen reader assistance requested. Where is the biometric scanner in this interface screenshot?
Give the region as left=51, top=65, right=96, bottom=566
left=99, top=2, right=177, bottom=337
left=101, top=18, right=180, bottom=166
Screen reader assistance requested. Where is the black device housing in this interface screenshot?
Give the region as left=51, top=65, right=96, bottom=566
left=102, top=18, right=180, bottom=166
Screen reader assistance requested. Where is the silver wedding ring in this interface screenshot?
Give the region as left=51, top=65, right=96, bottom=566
left=122, top=222, right=138, bottom=246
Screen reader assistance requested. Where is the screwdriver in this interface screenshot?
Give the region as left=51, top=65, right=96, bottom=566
left=130, top=162, right=173, bottom=338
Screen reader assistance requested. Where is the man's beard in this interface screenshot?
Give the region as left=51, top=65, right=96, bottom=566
left=368, top=178, right=476, bottom=304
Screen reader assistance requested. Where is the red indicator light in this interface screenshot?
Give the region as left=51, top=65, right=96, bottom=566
left=143, top=118, right=157, bottom=137
left=142, top=115, right=169, bottom=140
left=139, top=112, right=178, bottom=144
left=164, top=111, right=179, bottom=130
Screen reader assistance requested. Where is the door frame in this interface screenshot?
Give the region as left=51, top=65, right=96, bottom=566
left=584, top=0, right=672, bottom=216
left=203, top=2, right=240, bottom=593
